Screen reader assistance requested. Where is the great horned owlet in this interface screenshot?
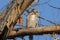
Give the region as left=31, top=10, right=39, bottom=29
left=26, top=9, right=39, bottom=28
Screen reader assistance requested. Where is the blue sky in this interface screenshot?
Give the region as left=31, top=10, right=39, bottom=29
left=0, top=0, right=60, bottom=40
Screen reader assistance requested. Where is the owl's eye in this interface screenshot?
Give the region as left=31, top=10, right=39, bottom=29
left=35, top=11, right=38, bottom=13
left=34, top=11, right=38, bottom=13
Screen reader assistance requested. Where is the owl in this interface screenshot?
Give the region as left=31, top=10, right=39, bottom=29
left=26, top=9, right=39, bottom=28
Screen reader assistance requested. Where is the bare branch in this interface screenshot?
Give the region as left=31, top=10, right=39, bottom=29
left=6, top=25, right=60, bottom=39
left=38, top=16, right=57, bottom=25
left=48, top=3, right=60, bottom=9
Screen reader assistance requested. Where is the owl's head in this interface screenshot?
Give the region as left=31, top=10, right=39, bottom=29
left=32, top=9, right=39, bottom=14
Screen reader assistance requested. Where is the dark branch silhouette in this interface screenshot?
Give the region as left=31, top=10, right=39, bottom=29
left=38, top=16, right=57, bottom=25
left=48, top=3, right=60, bottom=9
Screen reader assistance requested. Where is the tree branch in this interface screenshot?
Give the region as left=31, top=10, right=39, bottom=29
left=48, top=3, right=60, bottom=9
left=0, top=0, right=35, bottom=39
left=6, top=25, right=60, bottom=39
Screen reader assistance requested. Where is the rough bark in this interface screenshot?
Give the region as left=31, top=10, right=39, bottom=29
left=0, top=0, right=34, bottom=39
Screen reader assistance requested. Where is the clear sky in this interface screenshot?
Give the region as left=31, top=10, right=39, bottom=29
left=0, top=0, right=60, bottom=40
